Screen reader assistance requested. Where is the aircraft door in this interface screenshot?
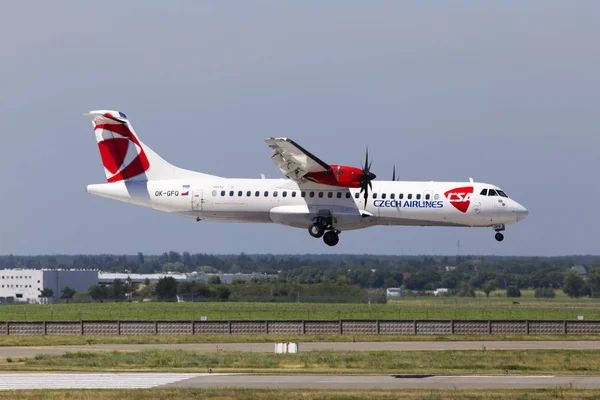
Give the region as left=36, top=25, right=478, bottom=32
left=192, top=190, right=203, bottom=211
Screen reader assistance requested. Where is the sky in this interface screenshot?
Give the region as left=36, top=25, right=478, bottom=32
left=0, top=1, right=599, bottom=256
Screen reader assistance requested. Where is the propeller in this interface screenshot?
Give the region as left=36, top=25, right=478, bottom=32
left=359, top=148, right=376, bottom=204
left=392, top=165, right=396, bottom=181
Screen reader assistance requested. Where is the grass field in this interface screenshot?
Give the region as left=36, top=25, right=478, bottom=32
left=3, top=334, right=599, bottom=347
left=3, top=349, right=600, bottom=375
left=2, top=297, right=600, bottom=322
left=1, top=389, right=599, bottom=400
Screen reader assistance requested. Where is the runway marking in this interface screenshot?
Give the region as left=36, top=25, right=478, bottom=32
left=0, top=373, right=233, bottom=390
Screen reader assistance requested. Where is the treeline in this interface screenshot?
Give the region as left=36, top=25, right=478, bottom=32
left=82, top=277, right=381, bottom=303
left=3, top=253, right=600, bottom=298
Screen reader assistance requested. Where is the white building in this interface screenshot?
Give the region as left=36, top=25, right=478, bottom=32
left=386, top=288, right=405, bottom=297
left=0, top=269, right=98, bottom=303
left=98, top=272, right=275, bottom=284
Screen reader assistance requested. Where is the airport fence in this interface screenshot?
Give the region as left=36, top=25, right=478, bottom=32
left=1, top=319, right=600, bottom=336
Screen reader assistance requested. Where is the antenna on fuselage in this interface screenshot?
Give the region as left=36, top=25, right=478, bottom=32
left=469, top=177, right=474, bottom=183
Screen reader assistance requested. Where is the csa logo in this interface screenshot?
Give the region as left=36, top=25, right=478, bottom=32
left=95, top=118, right=149, bottom=183
left=444, top=186, right=474, bottom=213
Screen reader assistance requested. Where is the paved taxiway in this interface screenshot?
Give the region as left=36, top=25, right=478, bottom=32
left=1, top=373, right=600, bottom=390
left=1, top=341, right=599, bottom=358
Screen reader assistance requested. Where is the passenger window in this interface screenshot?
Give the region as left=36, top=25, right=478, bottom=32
left=246, top=191, right=251, bottom=197
left=407, top=194, right=412, bottom=200
left=354, top=192, right=360, bottom=199
left=238, top=191, right=243, bottom=197
left=310, top=192, right=315, bottom=198
left=212, top=190, right=216, bottom=196
left=416, top=194, right=421, bottom=200
left=346, top=192, right=351, bottom=198
left=255, top=191, right=260, bottom=197
left=373, top=193, right=377, bottom=199
left=425, top=194, right=430, bottom=200
left=328, top=192, right=333, bottom=198
left=337, top=192, right=342, bottom=198
left=381, top=193, right=386, bottom=199
left=480, top=189, right=488, bottom=196
left=488, top=189, right=497, bottom=196
left=318, top=192, right=324, bottom=198
left=273, top=191, right=278, bottom=197
left=302, top=191, right=306, bottom=198
left=399, top=194, right=404, bottom=199
left=282, top=191, right=287, bottom=197
left=264, top=191, right=269, bottom=197
left=229, top=191, right=234, bottom=196
left=390, top=193, right=395, bottom=199
left=292, top=192, right=297, bottom=197
left=434, top=194, right=439, bottom=200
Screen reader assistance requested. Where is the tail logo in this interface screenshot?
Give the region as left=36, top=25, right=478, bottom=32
left=444, top=186, right=474, bottom=213
left=95, top=123, right=149, bottom=183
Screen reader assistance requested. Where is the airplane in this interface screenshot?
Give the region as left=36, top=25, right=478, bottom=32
left=84, top=110, right=528, bottom=247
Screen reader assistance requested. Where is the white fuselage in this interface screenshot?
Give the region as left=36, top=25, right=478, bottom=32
left=86, top=177, right=528, bottom=232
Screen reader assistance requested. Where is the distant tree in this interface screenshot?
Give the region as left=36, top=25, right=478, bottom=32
left=60, top=286, right=76, bottom=302
left=144, top=278, right=151, bottom=286
left=587, top=270, right=600, bottom=298
left=88, top=285, right=109, bottom=301
left=482, top=280, right=497, bottom=297
left=182, top=251, right=192, bottom=267
left=111, top=279, right=126, bottom=300
left=38, top=288, right=54, bottom=298
left=208, top=275, right=222, bottom=285
left=158, top=252, right=169, bottom=265
left=457, top=282, right=475, bottom=297
left=168, top=251, right=181, bottom=263
left=563, top=271, right=586, bottom=298
left=215, top=285, right=231, bottom=300
left=373, top=289, right=388, bottom=304
left=506, top=285, right=521, bottom=298
left=137, top=252, right=145, bottom=265
left=535, top=287, right=556, bottom=299
left=155, top=276, right=178, bottom=300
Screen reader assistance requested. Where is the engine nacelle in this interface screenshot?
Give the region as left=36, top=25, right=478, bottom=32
left=305, top=165, right=364, bottom=187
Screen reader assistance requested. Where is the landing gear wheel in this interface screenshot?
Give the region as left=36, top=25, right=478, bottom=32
left=309, top=224, right=325, bottom=238
left=495, top=232, right=504, bottom=242
left=323, top=231, right=339, bottom=246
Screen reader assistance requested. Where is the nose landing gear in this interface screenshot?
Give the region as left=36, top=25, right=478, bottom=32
left=308, top=216, right=340, bottom=246
left=493, top=224, right=505, bottom=242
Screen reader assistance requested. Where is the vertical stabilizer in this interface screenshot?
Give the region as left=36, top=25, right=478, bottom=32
left=84, top=110, right=214, bottom=182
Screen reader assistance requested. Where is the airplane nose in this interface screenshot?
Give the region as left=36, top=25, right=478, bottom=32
left=515, top=204, right=529, bottom=222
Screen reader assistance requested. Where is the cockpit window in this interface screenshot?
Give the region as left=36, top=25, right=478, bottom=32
left=497, top=190, right=508, bottom=198
left=487, top=189, right=498, bottom=196
left=480, top=189, right=487, bottom=196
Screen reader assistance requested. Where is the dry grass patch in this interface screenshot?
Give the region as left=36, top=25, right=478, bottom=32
left=2, top=349, right=600, bottom=375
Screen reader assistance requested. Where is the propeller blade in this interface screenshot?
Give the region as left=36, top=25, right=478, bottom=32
left=392, top=165, right=396, bottom=181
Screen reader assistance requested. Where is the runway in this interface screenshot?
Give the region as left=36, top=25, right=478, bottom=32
left=1, top=373, right=600, bottom=390
left=1, top=341, right=599, bottom=358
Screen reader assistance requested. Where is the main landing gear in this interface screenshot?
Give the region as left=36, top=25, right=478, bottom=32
left=308, top=216, right=340, bottom=246
left=493, top=224, right=505, bottom=242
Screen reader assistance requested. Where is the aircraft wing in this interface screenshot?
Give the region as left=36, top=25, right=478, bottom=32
left=264, top=137, right=330, bottom=182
